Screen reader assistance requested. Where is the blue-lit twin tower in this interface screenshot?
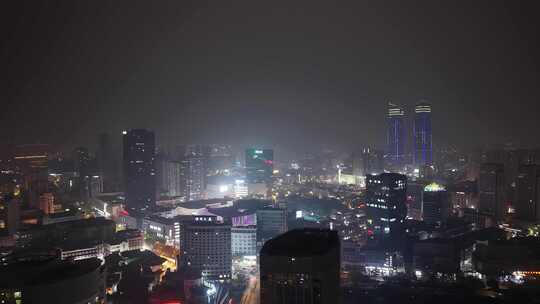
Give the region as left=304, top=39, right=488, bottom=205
left=386, top=102, right=432, bottom=166
left=413, top=103, right=432, bottom=166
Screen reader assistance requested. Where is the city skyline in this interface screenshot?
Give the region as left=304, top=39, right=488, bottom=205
left=2, top=2, right=540, bottom=303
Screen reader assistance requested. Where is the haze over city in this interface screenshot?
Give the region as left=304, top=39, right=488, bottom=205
left=1, top=1, right=540, bottom=304
left=2, top=1, right=540, bottom=155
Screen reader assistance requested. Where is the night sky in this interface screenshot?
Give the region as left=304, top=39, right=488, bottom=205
left=1, top=1, right=539, bottom=155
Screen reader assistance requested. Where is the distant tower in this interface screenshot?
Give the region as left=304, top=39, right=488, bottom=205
left=245, top=148, right=274, bottom=184
left=74, top=147, right=91, bottom=200
left=413, top=102, right=433, bottom=166
left=97, top=133, right=116, bottom=192
left=478, top=163, right=505, bottom=225
left=516, top=164, right=540, bottom=222
left=180, top=155, right=205, bottom=201
left=122, top=129, right=156, bottom=210
left=386, top=102, right=406, bottom=166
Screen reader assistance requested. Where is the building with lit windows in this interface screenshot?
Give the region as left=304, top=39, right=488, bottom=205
left=156, top=156, right=183, bottom=198
left=386, top=103, right=406, bottom=166
left=260, top=229, right=340, bottom=304
left=181, top=222, right=232, bottom=280
left=365, top=173, right=407, bottom=237
left=123, top=129, right=156, bottom=211
left=413, top=102, right=433, bottom=166
left=256, top=207, right=287, bottom=244
left=180, top=155, right=205, bottom=201
left=231, top=226, right=257, bottom=256
left=245, top=148, right=274, bottom=184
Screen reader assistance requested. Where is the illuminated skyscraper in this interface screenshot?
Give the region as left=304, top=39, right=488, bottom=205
left=386, top=103, right=406, bottom=165
left=122, top=129, right=156, bottom=210
left=365, top=173, right=407, bottom=237
left=245, top=148, right=273, bottom=184
left=180, top=155, right=205, bottom=201
left=413, top=102, right=433, bottom=165
left=422, top=183, right=450, bottom=226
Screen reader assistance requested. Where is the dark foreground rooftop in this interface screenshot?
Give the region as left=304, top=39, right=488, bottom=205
left=260, top=228, right=339, bottom=257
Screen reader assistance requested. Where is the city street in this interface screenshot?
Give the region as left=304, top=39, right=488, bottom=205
left=240, top=275, right=259, bottom=304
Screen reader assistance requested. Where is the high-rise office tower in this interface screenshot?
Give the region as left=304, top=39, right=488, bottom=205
left=354, top=148, right=384, bottom=176
left=122, top=129, right=156, bottom=210
left=413, top=102, right=433, bottom=166
left=180, top=155, right=205, bottom=201
left=365, top=173, right=407, bottom=237
left=97, top=133, right=116, bottom=192
left=422, top=183, right=450, bottom=226
left=478, top=163, right=505, bottom=224
left=165, top=161, right=182, bottom=197
left=245, top=148, right=273, bottom=184
left=156, top=151, right=167, bottom=193
left=208, top=145, right=234, bottom=176
left=515, top=165, right=540, bottom=222
left=260, top=229, right=341, bottom=304
left=74, top=147, right=91, bottom=200
left=181, top=222, right=232, bottom=280
left=386, top=103, right=406, bottom=166
left=186, top=144, right=210, bottom=188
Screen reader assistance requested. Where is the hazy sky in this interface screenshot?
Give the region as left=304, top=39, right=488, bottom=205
left=1, top=0, right=539, bottom=154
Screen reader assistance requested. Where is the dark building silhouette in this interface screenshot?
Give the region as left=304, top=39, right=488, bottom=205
left=516, top=164, right=540, bottom=222
left=365, top=173, right=407, bottom=237
left=122, top=129, right=156, bottom=211
left=97, top=133, right=117, bottom=192
left=478, top=163, right=505, bottom=226
left=0, top=252, right=105, bottom=304
left=422, top=183, right=450, bottom=226
left=386, top=103, right=406, bottom=166
left=260, top=229, right=340, bottom=304
left=74, top=147, right=91, bottom=200
left=353, top=148, right=384, bottom=177
left=0, top=195, right=20, bottom=237
left=413, top=102, right=433, bottom=166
